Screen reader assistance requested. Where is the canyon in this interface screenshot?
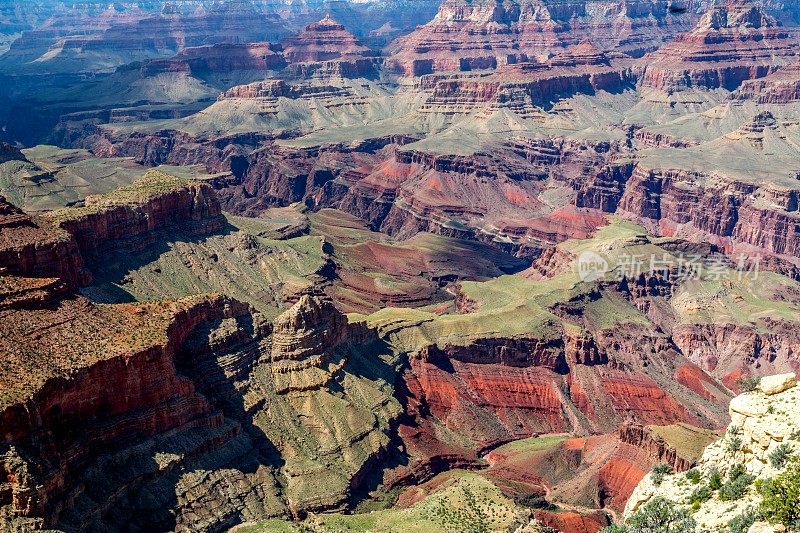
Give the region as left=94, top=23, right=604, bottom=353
left=1, top=0, right=800, bottom=531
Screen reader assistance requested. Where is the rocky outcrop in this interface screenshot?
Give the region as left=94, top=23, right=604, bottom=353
left=396, top=322, right=728, bottom=453
left=735, top=62, right=800, bottom=103
left=624, top=373, right=799, bottom=531
left=0, top=1, right=291, bottom=75
left=577, top=162, right=800, bottom=258
left=672, top=322, right=800, bottom=390
left=282, top=15, right=378, bottom=64
left=0, top=275, right=399, bottom=531
left=386, top=0, right=697, bottom=76
left=414, top=52, right=635, bottom=114
left=639, top=0, right=798, bottom=92
left=0, top=293, right=255, bottom=531
left=277, top=15, right=381, bottom=80
left=618, top=421, right=699, bottom=472
left=44, top=170, right=225, bottom=258
left=0, top=196, right=90, bottom=290
left=121, top=42, right=288, bottom=77
left=0, top=143, right=26, bottom=165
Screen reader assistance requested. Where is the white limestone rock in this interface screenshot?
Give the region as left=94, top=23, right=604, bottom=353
left=623, top=373, right=799, bottom=529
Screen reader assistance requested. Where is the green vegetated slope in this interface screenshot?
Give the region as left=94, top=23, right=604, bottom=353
left=238, top=470, right=535, bottom=533
left=360, top=216, right=800, bottom=356
left=0, top=144, right=229, bottom=212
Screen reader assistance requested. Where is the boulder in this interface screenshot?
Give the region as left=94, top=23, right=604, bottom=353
left=759, top=372, right=797, bottom=395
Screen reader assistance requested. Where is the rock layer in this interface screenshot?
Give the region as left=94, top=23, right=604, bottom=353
left=639, top=0, right=798, bottom=92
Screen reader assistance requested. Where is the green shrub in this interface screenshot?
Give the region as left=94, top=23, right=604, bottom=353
left=684, top=469, right=701, bottom=484
left=708, top=467, right=722, bottom=490
left=626, top=497, right=696, bottom=532
left=599, top=525, right=628, bottom=533
left=729, top=425, right=743, bottom=437
left=727, top=509, right=757, bottom=533
left=769, top=443, right=794, bottom=469
left=736, top=376, right=761, bottom=393
left=727, top=436, right=743, bottom=453
left=760, top=458, right=800, bottom=527
left=515, top=493, right=557, bottom=510
left=651, top=464, right=673, bottom=486
left=719, top=464, right=755, bottom=501
left=686, top=485, right=711, bottom=508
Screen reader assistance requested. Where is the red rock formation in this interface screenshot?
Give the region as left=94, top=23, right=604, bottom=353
left=672, top=321, right=800, bottom=386
left=577, top=160, right=800, bottom=259
left=617, top=421, right=696, bottom=472
left=414, top=52, right=634, bottom=114
left=386, top=0, right=696, bottom=76
left=282, top=15, right=378, bottom=64
left=535, top=510, right=609, bottom=533
left=639, top=0, right=798, bottom=92
left=0, top=291, right=251, bottom=529
left=478, top=421, right=714, bottom=520
left=45, top=171, right=224, bottom=258
left=0, top=196, right=90, bottom=289
left=735, top=62, right=800, bottom=103
left=123, top=42, right=287, bottom=76
left=396, top=318, right=729, bottom=459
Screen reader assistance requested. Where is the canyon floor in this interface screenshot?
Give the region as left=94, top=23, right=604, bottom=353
left=2, top=1, right=800, bottom=532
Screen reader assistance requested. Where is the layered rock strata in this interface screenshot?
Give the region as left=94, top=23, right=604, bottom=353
left=387, top=0, right=697, bottom=76
left=281, top=16, right=381, bottom=80
left=639, top=0, right=798, bottom=92
left=0, top=252, right=399, bottom=530
left=44, top=170, right=225, bottom=258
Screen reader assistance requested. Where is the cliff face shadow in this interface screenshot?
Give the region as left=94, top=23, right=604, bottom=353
left=57, top=313, right=287, bottom=533
left=78, top=221, right=239, bottom=304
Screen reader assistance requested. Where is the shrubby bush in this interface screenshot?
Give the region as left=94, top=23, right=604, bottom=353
left=515, top=493, right=557, bottom=510
left=727, top=509, right=757, bottom=533
left=768, top=443, right=794, bottom=469
left=686, top=485, right=711, bottom=510
left=727, top=436, right=743, bottom=453
left=735, top=376, right=761, bottom=393
left=719, top=463, right=755, bottom=501
left=708, top=466, right=722, bottom=490
left=760, top=457, right=800, bottom=528
left=627, top=497, right=696, bottom=532
left=600, top=497, right=695, bottom=533
left=651, top=464, right=673, bottom=486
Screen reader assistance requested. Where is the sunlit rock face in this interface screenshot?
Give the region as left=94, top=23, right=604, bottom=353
left=625, top=374, right=800, bottom=531
left=639, top=0, right=798, bottom=92
left=386, top=0, right=699, bottom=76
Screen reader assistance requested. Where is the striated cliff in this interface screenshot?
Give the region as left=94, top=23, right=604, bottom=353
left=280, top=15, right=382, bottom=80
left=44, top=169, right=225, bottom=257
left=0, top=273, right=400, bottom=530
left=386, top=0, right=697, bottom=76
left=638, top=0, right=798, bottom=92
left=735, top=62, right=800, bottom=104
left=0, top=196, right=90, bottom=290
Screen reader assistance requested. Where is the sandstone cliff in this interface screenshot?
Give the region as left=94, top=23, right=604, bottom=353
left=386, top=0, right=696, bottom=76
left=638, top=0, right=798, bottom=92
left=44, top=169, right=225, bottom=257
